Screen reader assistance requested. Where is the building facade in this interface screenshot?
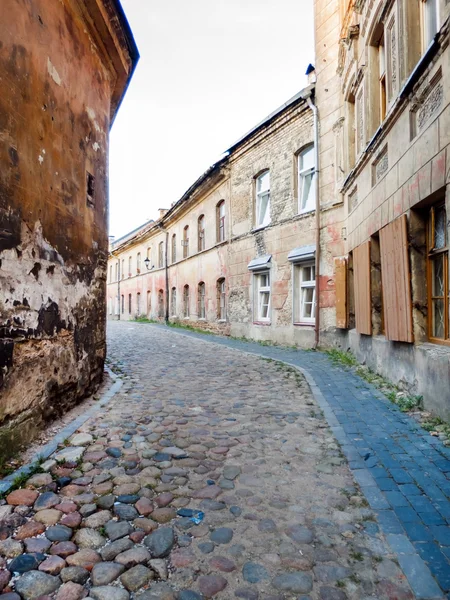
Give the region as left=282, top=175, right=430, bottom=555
left=0, top=0, right=138, bottom=459
left=326, top=0, right=450, bottom=417
left=108, top=0, right=450, bottom=418
left=108, top=90, right=318, bottom=346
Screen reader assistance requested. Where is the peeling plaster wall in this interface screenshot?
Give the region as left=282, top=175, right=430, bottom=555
left=0, top=0, right=115, bottom=459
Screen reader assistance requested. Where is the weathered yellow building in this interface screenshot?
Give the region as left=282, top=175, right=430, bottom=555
left=109, top=0, right=450, bottom=417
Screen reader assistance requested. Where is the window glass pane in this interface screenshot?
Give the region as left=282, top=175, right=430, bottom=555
left=260, top=292, right=270, bottom=318
left=257, top=171, right=270, bottom=193
left=258, top=192, right=270, bottom=225
left=300, top=146, right=314, bottom=171
left=432, top=299, right=445, bottom=338
left=300, top=172, right=315, bottom=211
left=426, top=0, right=438, bottom=44
left=435, top=206, right=446, bottom=249
left=432, top=255, right=445, bottom=296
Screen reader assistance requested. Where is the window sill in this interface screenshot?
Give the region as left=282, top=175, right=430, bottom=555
left=251, top=225, right=270, bottom=233
left=294, top=322, right=315, bottom=327
left=217, top=319, right=227, bottom=323
left=253, top=321, right=271, bottom=326
left=298, top=208, right=315, bottom=216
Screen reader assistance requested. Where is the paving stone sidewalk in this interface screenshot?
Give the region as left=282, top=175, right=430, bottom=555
left=0, top=321, right=442, bottom=600
left=150, top=323, right=450, bottom=599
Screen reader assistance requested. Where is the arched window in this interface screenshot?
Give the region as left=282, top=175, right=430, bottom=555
left=128, top=294, right=132, bottom=314
left=158, top=289, right=164, bottom=318
left=147, top=290, right=151, bottom=316
left=198, top=282, right=206, bottom=319
left=137, top=252, right=141, bottom=274
left=217, top=200, right=225, bottom=242
left=171, top=287, right=177, bottom=316
left=255, top=170, right=270, bottom=227
left=198, top=215, right=205, bottom=251
left=172, top=234, right=177, bottom=263
left=183, top=225, right=189, bottom=258
left=217, top=278, right=226, bottom=320
left=183, top=285, right=190, bottom=318
left=128, top=256, right=132, bottom=277
left=121, top=295, right=124, bottom=314
left=298, top=146, right=316, bottom=213
left=121, top=259, right=125, bottom=279
left=158, top=241, right=164, bottom=268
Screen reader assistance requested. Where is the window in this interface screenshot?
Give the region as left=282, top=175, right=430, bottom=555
left=217, top=278, right=226, bottom=320
left=255, top=171, right=271, bottom=227
left=158, top=290, right=164, bottom=318
left=128, top=256, right=132, bottom=277
left=114, top=262, right=118, bottom=282
left=128, top=294, right=132, bottom=315
left=147, top=290, right=151, bottom=316
left=378, top=34, right=387, bottom=122
left=298, top=146, right=316, bottom=213
left=198, top=216, right=205, bottom=251
left=296, top=263, right=316, bottom=324
left=254, top=271, right=271, bottom=322
left=422, top=0, right=439, bottom=49
left=217, top=201, right=226, bottom=242
left=171, top=287, right=177, bottom=316
left=86, top=172, right=95, bottom=207
left=183, top=285, right=190, bottom=318
left=158, top=241, right=164, bottom=268
left=172, top=234, right=177, bottom=263
left=137, top=292, right=141, bottom=316
left=137, top=253, right=141, bottom=274
left=121, top=259, right=125, bottom=279
left=121, top=294, right=124, bottom=314
left=183, top=226, right=189, bottom=258
left=108, top=298, right=112, bottom=315
left=198, top=282, right=206, bottom=319
left=428, top=203, right=449, bottom=343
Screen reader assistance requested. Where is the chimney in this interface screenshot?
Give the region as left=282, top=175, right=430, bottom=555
left=108, top=235, right=115, bottom=250
left=158, top=208, right=169, bottom=219
left=305, top=64, right=316, bottom=85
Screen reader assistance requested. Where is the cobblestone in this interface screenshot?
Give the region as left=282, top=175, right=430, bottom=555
left=0, top=323, right=430, bottom=599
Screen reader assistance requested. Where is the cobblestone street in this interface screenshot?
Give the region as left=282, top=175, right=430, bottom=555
left=0, top=322, right=441, bottom=600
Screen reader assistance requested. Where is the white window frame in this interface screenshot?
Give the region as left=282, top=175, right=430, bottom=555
left=198, top=282, right=206, bottom=319
left=218, top=201, right=226, bottom=242
left=255, top=171, right=271, bottom=228
left=422, top=0, right=439, bottom=49
left=218, top=279, right=226, bottom=320
left=171, top=288, right=177, bottom=316
left=254, top=270, right=271, bottom=323
left=294, top=262, right=316, bottom=325
left=298, top=146, right=316, bottom=214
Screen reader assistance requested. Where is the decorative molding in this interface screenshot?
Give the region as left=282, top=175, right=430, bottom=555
left=372, top=145, right=389, bottom=186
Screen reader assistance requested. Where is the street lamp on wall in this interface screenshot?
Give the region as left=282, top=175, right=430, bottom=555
left=144, top=257, right=154, bottom=271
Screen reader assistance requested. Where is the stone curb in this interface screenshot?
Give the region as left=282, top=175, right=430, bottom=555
left=149, top=325, right=444, bottom=600
left=0, top=365, right=123, bottom=495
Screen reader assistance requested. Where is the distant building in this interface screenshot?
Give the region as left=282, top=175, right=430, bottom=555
left=0, top=0, right=138, bottom=458
left=108, top=88, right=317, bottom=345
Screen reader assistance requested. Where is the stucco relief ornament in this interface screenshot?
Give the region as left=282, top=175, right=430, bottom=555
left=417, top=84, right=444, bottom=131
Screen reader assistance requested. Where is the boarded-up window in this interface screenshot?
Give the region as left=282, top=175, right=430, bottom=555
left=353, top=242, right=372, bottom=335
left=335, top=257, right=348, bottom=329
left=379, top=215, right=414, bottom=342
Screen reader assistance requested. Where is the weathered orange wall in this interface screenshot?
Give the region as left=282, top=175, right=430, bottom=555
left=0, top=0, right=129, bottom=458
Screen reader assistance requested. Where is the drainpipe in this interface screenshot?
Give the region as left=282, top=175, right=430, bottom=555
left=164, top=230, right=169, bottom=325
left=306, top=93, right=321, bottom=349
left=158, top=224, right=170, bottom=325
left=116, top=255, right=121, bottom=321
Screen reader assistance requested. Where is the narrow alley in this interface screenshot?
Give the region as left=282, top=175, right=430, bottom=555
left=4, top=322, right=447, bottom=600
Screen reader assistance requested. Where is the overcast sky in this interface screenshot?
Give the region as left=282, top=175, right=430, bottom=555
left=109, top=0, right=314, bottom=239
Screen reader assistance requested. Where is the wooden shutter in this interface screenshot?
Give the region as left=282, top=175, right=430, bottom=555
left=353, top=241, right=372, bottom=335
left=379, top=215, right=414, bottom=342
left=335, top=257, right=348, bottom=329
